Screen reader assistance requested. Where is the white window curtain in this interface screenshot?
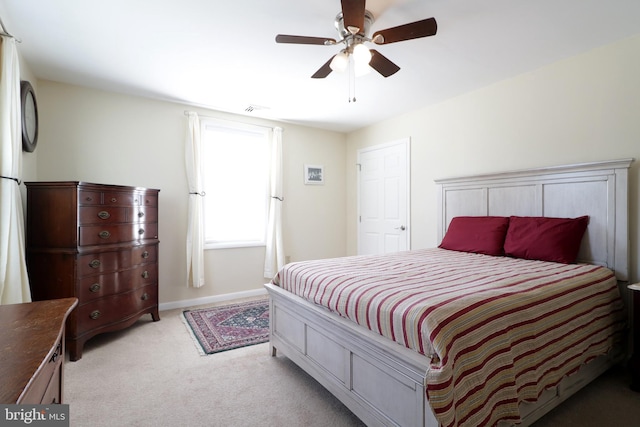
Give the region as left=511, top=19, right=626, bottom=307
left=184, top=112, right=205, bottom=287
left=0, top=36, right=31, bottom=304
left=263, top=127, right=284, bottom=279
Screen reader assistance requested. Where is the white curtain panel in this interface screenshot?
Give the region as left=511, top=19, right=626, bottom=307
left=0, top=36, right=31, bottom=304
left=184, top=112, right=205, bottom=287
left=264, top=127, right=284, bottom=279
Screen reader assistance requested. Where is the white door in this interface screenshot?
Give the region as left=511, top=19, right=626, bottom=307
left=357, top=139, right=410, bottom=255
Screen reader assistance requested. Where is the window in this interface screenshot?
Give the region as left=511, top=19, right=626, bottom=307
left=200, top=119, right=271, bottom=248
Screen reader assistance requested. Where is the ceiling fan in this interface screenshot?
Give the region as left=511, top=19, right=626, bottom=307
left=275, top=0, right=437, bottom=79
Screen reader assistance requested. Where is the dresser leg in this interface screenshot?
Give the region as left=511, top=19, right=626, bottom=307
left=151, top=308, right=160, bottom=322
left=68, top=339, right=83, bottom=362
left=631, top=356, right=640, bottom=392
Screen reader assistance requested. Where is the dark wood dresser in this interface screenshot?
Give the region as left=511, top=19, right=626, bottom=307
left=25, top=181, right=160, bottom=361
left=0, top=298, right=77, bottom=404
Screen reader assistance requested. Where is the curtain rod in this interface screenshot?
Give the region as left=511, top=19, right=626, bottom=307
left=0, top=17, right=21, bottom=43
left=183, top=110, right=281, bottom=132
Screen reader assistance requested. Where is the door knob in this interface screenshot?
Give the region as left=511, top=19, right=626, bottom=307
left=395, top=225, right=406, bottom=231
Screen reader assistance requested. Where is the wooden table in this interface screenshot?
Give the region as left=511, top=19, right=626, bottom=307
left=629, top=283, right=640, bottom=391
left=0, top=297, right=78, bottom=403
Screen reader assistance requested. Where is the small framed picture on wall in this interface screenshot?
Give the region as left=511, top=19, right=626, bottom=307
left=304, top=164, right=324, bottom=185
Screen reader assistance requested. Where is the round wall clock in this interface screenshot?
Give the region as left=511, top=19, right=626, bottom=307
left=20, top=80, right=38, bottom=152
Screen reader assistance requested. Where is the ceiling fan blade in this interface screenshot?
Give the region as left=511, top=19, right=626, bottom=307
left=369, top=50, right=400, bottom=77
left=372, top=17, right=437, bottom=45
left=341, top=0, right=365, bottom=34
left=311, top=56, right=335, bottom=79
left=276, top=34, right=336, bottom=45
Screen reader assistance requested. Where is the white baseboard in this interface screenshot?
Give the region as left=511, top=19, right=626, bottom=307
left=159, top=287, right=268, bottom=311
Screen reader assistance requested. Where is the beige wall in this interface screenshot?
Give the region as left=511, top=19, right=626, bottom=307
left=346, top=35, right=640, bottom=282
left=28, top=82, right=346, bottom=305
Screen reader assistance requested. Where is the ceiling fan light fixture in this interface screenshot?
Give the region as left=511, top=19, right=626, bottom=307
left=352, top=43, right=372, bottom=67
left=330, top=50, right=349, bottom=72
left=354, top=61, right=371, bottom=77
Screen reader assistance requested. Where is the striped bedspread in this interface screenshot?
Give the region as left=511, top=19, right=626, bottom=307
left=272, top=248, right=625, bottom=427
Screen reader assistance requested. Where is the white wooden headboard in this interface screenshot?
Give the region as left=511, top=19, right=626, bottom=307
left=435, top=159, right=634, bottom=282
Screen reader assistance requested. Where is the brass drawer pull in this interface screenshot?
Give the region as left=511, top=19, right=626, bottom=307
left=110, top=197, right=117, bottom=203
left=90, top=310, right=101, bottom=320
left=141, top=271, right=149, bottom=279
left=138, top=211, right=145, bottom=218
left=90, top=283, right=101, bottom=293
left=141, top=292, right=149, bottom=301
left=142, top=251, right=150, bottom=259
left=138, top=228, right=145, bottom=235
left=98, top=210, right=111, bottom=220
left=89, top=259, right=101, bottom=268
left=99, top=230, right=111, bottom=239
left=85, top=196, right=93, bottom=202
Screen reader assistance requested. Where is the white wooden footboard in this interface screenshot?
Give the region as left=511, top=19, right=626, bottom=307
left=265, top=282, right=438, bottom=427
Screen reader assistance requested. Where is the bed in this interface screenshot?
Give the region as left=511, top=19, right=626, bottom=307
left=264, top=158, right=634, bottom=427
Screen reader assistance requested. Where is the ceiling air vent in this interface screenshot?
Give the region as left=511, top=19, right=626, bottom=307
left=244, top=104, right=269, bottom=113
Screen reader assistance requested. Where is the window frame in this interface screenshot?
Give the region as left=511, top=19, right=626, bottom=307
left=199, top=118, right=271, bottom=250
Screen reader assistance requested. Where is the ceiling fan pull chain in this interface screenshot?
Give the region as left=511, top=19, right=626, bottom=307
left=352, top=75, right=357, bottom=103
left=349, top=58, right=357, bottom=103
left=348, top=59, right=353, bottom=102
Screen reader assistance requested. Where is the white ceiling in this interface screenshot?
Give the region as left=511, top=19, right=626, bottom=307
left=1, top=0, right=639, bottom=133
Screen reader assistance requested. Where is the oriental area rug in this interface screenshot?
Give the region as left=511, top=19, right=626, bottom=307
left=182, top=299, right=269, bottom=355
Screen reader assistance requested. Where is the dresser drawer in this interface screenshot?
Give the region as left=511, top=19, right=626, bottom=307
left=142, top=193, right=158, bottom=207
left=131, top=264, right=158, bottom=288
left=76, top=284, right=158, bottom=335
left=78, top=250, right=134, bottom=276
left=79, top=223, right=158, bottom=246
left=134, top=206, right=158, bottom=223
left=132, top=244, right=158, bottom=264
left=78, top=269, right=135, bottom=301
left=79, top=224, right=135, bottom=246
left=103, top=191, right=136, bottom=206
left=79, top=206, right=130, bottom=224
left=40, top=360, right=62, bottom=404
left=79, top=264, right=157, bottom=302
left=18, top=337, right=63, bottom=404
left=78, top=245, right=157, bottom=276
left=138, top=223, right=158, bottom=240
left=78, top=189, right=137, bottom=206
left=78, top=189, right=102, bottom=205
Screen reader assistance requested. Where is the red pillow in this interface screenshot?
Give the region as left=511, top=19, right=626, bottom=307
left=503, top=216, right=589, bottom=264
left=439, top=216, right=510, bottom=256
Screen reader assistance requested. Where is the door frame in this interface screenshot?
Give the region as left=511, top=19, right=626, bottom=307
left=356, top=138, right=411, bottom=255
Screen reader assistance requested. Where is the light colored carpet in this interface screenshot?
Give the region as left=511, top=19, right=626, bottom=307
left=65, top=302, right=365, bottom=427
left=64, top=301, right=640, bottom=426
